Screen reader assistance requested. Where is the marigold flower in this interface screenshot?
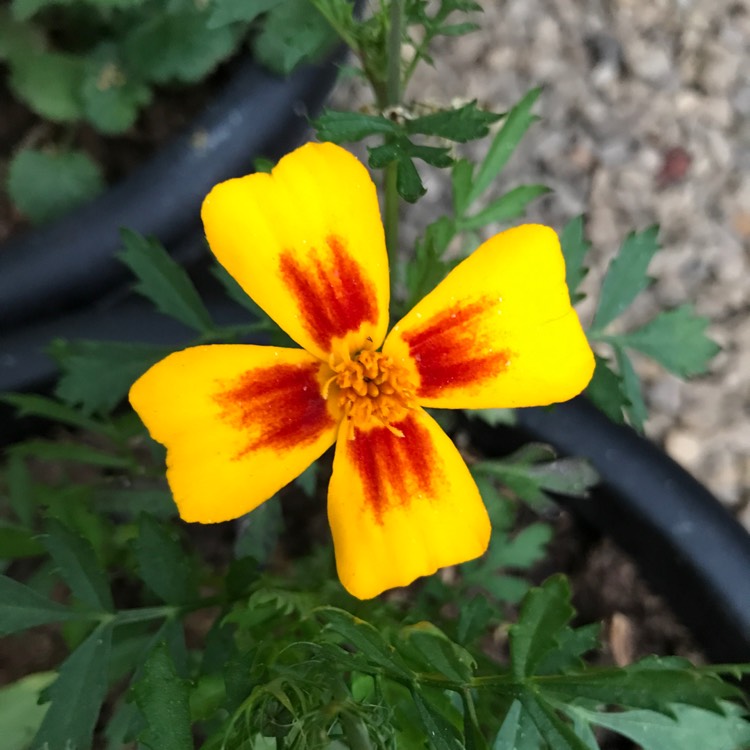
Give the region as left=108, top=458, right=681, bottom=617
left=129, top=142, right=595, bottom=599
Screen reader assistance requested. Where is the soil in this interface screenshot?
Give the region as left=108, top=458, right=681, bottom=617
left=0, top=65, right=230, bottom=243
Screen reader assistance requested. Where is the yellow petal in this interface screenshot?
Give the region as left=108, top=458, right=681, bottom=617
left=383, top=224, right=594, bottom=409
left=328, top=408, right=491, bottom=599
left=201, top=142, right=389, bottom=360
left=129, top=345, right=338, bottom=523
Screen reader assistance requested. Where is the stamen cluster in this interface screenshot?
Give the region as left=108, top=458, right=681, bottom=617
left=323, top=347, right=416, bottom=438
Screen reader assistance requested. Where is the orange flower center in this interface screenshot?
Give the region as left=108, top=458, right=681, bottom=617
left=323, top=346, right=417, bottom=438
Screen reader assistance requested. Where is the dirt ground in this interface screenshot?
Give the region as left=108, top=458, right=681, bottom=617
left=332, top=0, right=750, bottom=524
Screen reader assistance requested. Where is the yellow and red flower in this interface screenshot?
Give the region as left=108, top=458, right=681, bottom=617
left=129, top=142, right=594, bottom=599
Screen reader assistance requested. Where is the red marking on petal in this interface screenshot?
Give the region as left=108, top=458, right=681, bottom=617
left=347, top=413, right=440, bottom=523
left=403, top=298, right=510, bottom=399
left=214, top=362, right=334, bottom=458
left=279, top=235, right=378, bottom=351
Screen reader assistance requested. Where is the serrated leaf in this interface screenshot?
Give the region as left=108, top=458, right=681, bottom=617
left=124, top=9, right=240, bottom=83
left=510, top=575, right=574, bottom=679
left=82, top=46, right=152, bottom=134
left=51, top=339, right=172, bottom=416
left=585, top=354, right=628, bottom=424
left=0, top=575, right=80, bottom=635
left=119, top=229, right=214, bottom=333
left=614, top=346, right=647, bottom=431
left=0, top=672, right=55, bottom=750
left=207, top=0, right=283, bottom=28
left=253, top=0, right=335, bottom=74
left=399, top=623, right=474, bottom=682
left=458, top=184, right=550, bottom=231
left=406, top=143, right=453, bottom=168
left=135, top=515, right=197, bottom=605
left=9, top=51, right=85, bottom=121
left=10, top=440, right=134, bottom=470
left=487, top=523, right=553, bottom=569
left=314, top=109, right=400, bottom=142
left=41, top=518, right=114, bottom=612
left=620, top=305, right=719, bottom=377
left=467, top=88, right=541, bottom=206
left=534, top=623, right=601, bottom=675
left=560, top=216, right=590, bottom=303
left=405, top=101, right=502, bottom=142
left=317, top=607, right=413, bottom=679
left=592, top=226, right=660, bottom=330
left=569, top=701, right=750, bottom=750
left=8, top=148, right=103, bottom=224
left=133, top=642, right=192, bottom=750
left=540, top=659, right=739, bottom=713
left=492, top=700, right=542, bottom=750
left=457, top=596, right=495, bottom=645
left=412, top=690, right=463, bottom=750
left=519, top=689, right=592, bottom=750
left=33, top=623, right=113, bottom=750
left=0, top=393, right=113, bottom=436
left=397, top=153, right=427, bottom=202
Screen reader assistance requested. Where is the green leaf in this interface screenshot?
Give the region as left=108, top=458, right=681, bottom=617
left=458, top=185, right=550, bottom=231
left=569, top=702, right=750, bottom=750
left=0, top=575, right=81, bottom=635
left=8, top=51, right=85, bottom=121
left=10, top=440, right=134, bottom=470
left=0, top=522, right=44, bottom=559
left=254, top=0, right=335, bottom=74
left=314, top=109, right=400, bottom=142
left=619, top=305, right=719, bottom=377
left=119, top=229, right=214, bottom=333
left=41, top=518, right=114, bottom=612
left=405, top=217, right=456, bottom=308
left=234, top=497, right=283, bottom=565
left=8, top=148, right=104, bottom=224
left=0, top=393, right=113, bottom=436
left=0, top=672, right=55, bottom=750
left=487, top=523, right=553, bottom=569
left=399, top=623, right=474, bottom=682
left=451, top=158, right=474, bottom=216
left=466, top=88, right=541, bottom=206
left=317, top=607, right=413, bottom=680
left=492, top=700, right=522, bottom=749
left=135, top=515, right=197, bottom=605
left=534, top=623, right=601, bottom=675
left=33, top=623, right=113, bottom=750
left=208, top=0, right=284, bottom=28
left=519, top=689, right=592, bottom=750
left=559, top=216, right=590, bottom=303
left=0, top=7, right=44, bottom=57
left=133, top=642, right=192, bottom=750
left=592, top=226, right=660, bottom=330
left=456, top=596, right=495, bottom=645
left=585, top=354, right=628, bottom=424
left=82, top=45, right=152, bottom=134
left=474, top=450, right=597, bottom=509
left=540, top=659, right=739, bottom=713
left=405, top=101, right=502, bottom=142
left=510, top=575, right=574, bottom=679
left=51, top=339, right=172, bottom=416
left=368, top=141, right=427, bottom=202
left=614, top=346, right=647, bottom=431
left=411, top=690, right=463, bottom=750
left=5, top=455, right=34, bottom=527
left=124, top=9, right=240, bottom=83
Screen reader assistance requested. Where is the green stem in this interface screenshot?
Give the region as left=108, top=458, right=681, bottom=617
left=383, top=0, right=404, bottom=302
left=332, top=677, right=375, bottom=750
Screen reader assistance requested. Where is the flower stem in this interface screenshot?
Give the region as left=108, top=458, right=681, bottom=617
left=383, top=0, right=404, bottom=302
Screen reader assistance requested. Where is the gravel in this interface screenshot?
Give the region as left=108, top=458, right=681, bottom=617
left=330, top=0, right=750, bottom=521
